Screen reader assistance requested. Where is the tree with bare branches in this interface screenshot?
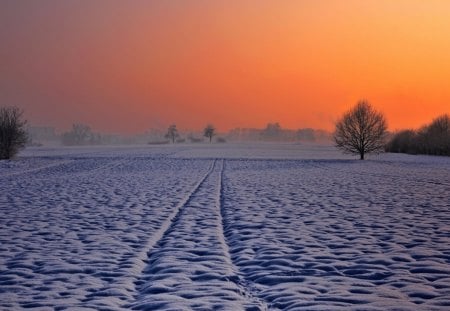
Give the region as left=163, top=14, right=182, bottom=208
left=334, top=100, right=387, bottom=160
left=0, top=106, right=28, bottom=160
left=165, top=124, right=179, bottom=143
left=62, top=123, right=92, bottom=145
left=385, top=114, right=449, bottom=156
left=203, top=124, right=216, bottom=143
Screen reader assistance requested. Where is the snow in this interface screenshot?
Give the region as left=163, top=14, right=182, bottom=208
left=1, top=143, right=449, bottom=310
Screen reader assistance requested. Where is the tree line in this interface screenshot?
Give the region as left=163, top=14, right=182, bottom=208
left=385, top=114, right=450, bottom=156
left=0, top=104, right=448, bottom=160
left=333, top=101, right=449, bottom=159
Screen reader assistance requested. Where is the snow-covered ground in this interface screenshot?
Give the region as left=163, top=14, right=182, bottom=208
left=1, top=143, right=449, bottom=310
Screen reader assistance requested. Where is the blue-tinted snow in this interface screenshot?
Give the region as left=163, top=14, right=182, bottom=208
left=0, top=143, right=449, bottom=310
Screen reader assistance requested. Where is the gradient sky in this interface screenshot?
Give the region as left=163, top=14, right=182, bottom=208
left=1, top=1, right=450, bottom=134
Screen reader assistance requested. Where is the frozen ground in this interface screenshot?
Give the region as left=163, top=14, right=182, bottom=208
left=1, top=143, right=449, bottom=310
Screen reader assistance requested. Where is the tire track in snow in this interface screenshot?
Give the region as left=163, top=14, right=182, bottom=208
left=105, top=159, right=216, bottom=307
left=129, top=159, right=265, bottom=310
left=218, top=160, right=275, bottom=311
left=1, top=158, right=126, bottom=181
left=0, top=147, right=125, bottom=179
left=0, top=159, right=74, bottom=178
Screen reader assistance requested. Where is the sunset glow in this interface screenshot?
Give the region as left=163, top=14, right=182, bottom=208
left=1, top=0, right=449, bottom=133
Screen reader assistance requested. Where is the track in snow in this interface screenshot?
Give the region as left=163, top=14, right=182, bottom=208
left=2, top=145, right=449, bottom=310
left=0, top=159, right=74, bottom=178
left=130, top=160, right=268, bottom=310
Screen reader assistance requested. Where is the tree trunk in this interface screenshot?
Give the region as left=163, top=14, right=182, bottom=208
left=360, top=152, right=364, bottom=160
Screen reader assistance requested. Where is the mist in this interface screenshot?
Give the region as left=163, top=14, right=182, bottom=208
left=2, top=1, right=449, bottom=135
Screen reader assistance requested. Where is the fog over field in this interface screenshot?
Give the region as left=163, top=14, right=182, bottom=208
left=2, top=1, right=450, bottom=309
left=1, top=143, right=449, bottom=310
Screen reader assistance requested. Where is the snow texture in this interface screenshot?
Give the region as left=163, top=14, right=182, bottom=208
left=1, top=143, right=449, bottom=310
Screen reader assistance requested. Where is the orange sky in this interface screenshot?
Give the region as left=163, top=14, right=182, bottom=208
left=1, top=1, right=449, bottom=134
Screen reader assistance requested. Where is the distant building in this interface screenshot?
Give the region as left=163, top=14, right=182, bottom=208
left=226, top=126, right=331, bottom=142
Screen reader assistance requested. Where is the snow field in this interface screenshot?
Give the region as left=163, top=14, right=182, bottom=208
left=222, top=159, right=450, bottom=310
left=0, top=144, right=449, bottom=310
left=1, top=153, right=210, bottom=310
left=130, top=160, right=265, bottom=310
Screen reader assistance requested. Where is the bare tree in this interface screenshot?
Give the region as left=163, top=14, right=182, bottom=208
left=297, top=128, right=316, bottom=142
left=385, top=129, right=417, bottom=154
left=165, top=124, right=179, bottom=143
left=386, top=114, right=450, bottom=156
left=417, top=114, right=450, bottom=155
left=62, top=123, right=93, bottom=145
left=0, top=106, right=28, bottom=159
left=203, top=124, right=216, bottom=143
left=261, top=122, right=281, bottom=140
left=334, top=100, right=387, bottom=160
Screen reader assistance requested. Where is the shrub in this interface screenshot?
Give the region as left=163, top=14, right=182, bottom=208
left=0, top=106, right=28, bottom=159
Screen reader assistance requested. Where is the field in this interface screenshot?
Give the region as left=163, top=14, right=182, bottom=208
left=1, top=143, right=450, bottom=310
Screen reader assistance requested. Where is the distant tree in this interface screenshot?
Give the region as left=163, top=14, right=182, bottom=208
left=417, top=114, right=450, bottom=156
left=385, top=129, right=417, bottom=154
left=0, top=106, right=28, bottom=159
left=165, top=124, right=179, bottom=143
left=62, top=123, right=92, bottom=145
left=334, top=100, right=387, bottom=160
left=297, top=128, right=316, bottom=142
left=203, top=124, right=216, bottom=143
left=261, top=122, right=282, bottom=140
left=386, top=114, right=450, bottom=156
